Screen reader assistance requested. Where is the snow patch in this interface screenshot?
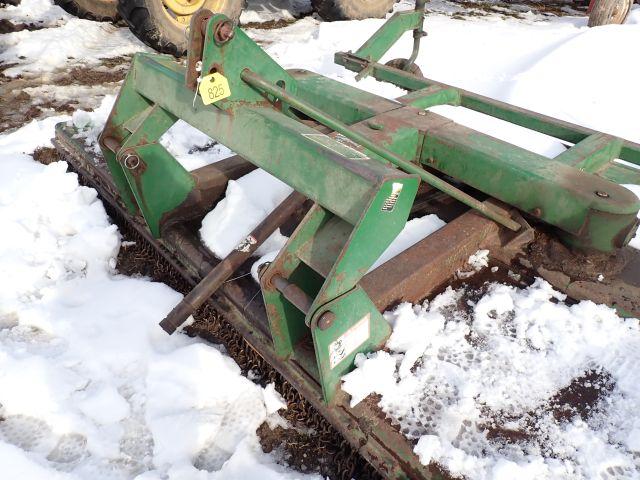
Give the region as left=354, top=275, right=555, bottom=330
left=200, top=169, right=293, bottom=259
left=0, top=3, right=146, bottom=78
left=0, top=115, right=319, bottom=479
left=371, top=215, right=446, bottom=271
left=342, top=279, right=640, bottom=479
left=160, top=120, right=235, bottom=172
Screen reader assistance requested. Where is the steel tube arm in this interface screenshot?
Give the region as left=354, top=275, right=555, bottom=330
left=159, top=191, right=306, bottom=334
left=335, top=52, right=640, bottom=166
left=241, top=68, right=521, bottom=232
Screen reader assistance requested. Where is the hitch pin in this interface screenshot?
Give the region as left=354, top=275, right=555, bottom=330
left=192, top=61, right=203, bottom=108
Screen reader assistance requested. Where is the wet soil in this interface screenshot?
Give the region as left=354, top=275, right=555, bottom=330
left=32, top=146, right=60, bottom=165
left=0, top=56, right=130, bottom=133
left=527, top=231, right=632, bottom=282
left=435, top=0, right=585, bottom=21
left=56, top=57, right=131, bottom=86
left=243, top=18, right=298, bottom=29
left=480, top=367, right=616, bottom=456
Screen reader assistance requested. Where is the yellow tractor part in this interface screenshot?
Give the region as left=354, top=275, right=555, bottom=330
left=163, top=0, right=228, bottom=25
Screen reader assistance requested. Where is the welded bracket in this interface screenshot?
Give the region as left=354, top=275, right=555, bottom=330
left=351, top=0, right=427, bottom=80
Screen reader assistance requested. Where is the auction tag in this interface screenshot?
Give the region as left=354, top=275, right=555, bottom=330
left=199, top=72, right=231, bottom=105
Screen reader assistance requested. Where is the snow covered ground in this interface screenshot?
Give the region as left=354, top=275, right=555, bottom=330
left=1, top=0, right=640, bottom=479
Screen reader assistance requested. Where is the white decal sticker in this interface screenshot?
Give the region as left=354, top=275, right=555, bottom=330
left=381, top=182, right=403, bottom=212
left=235, top=235, right=257, bottom=252
left=302, top=133, right=369, bottom=160
left=329, top=313, right=370, bottom=369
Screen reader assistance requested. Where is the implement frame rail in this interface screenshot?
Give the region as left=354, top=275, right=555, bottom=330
left=96, top=6, right=639, bottom=409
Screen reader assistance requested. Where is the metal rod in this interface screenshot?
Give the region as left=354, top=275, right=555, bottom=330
left=336, top=52, right=640, bottom=166
left=159, top=191, right=306, bottom=334
left=404, top=0, right=426, bottom=70
left=272, top=275, right=314, bottom=315
left=241, top=69, right=521, bottom=232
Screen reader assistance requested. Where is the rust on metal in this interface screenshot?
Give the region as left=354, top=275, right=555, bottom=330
left=185, top=9, right=214, bottom=91
left=213, top=19, right=235, bottom=44
left=362, top=206, right=505, bottom=311
left=160, top=191, right=306, bottom=334
left=273, top=275, right=314, bottom=314
left=159, top=154, right=256, bottom=229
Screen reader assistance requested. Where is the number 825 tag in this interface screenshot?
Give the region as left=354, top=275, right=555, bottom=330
left=198, top=72, right=231, bottom=105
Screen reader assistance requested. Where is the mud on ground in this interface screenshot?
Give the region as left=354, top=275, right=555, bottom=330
left=431, top=0, right=585, bottom=20
left=0, top=56, right=130, bottom=133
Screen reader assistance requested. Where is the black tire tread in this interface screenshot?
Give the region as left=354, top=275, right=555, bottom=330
left=118, top=0, right=246, bottom=56
left=312, top=0, right=394, bottom=21
left=55, top=0, right=119, bottom=21
left=118, top=0, right=183, bottom=56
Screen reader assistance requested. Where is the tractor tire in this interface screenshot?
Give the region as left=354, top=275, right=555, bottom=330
left=385, top=58, right=423, bottom=77
left=588, top=0, right=632, bottom=26
left=54, top=0, right=119, bottom=21
left=312, top=0, right=394, bottom=21
left=118, top=0, right=245, bottom=57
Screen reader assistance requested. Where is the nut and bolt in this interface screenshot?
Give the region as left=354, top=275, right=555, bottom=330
left=121, top=152, right=140, bottom=170
left=257, top=261, right=272, bottom=280
left=317, top=311, right=336, bottom=330
left=214, top=20, right=234, bottom=44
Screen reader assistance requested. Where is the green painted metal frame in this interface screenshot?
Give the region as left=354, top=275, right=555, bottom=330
left=332, top=12, right=640, bottom=251
left=99, top=20, right=423, bottom=403
left=98, top=9, right=640, bottom=403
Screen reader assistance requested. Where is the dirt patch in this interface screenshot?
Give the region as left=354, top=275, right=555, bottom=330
left=434, top=0, right=585, bottom=21
left=56, top=65, right=127, bottom=86
left=0, top=91, right=78, bottom=133
left=0, top=19, right=47, bottom=33
left=526, top=231, right=632, bottom=281
left=0, top=56, right=130, bottom=133
left=243, top=18, right=298, bottom=30
left=32, top=147, right=60, bottom=165
left=0, top=96, right=40, bottom=133
left=480, top=367, right=616, bottom=454
left=56, top=57, right=131, bottom=87
left=548, top=368, right=615, bottom=422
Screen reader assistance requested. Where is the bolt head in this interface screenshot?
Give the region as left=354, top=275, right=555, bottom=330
left=214, top=20, right=234, bottom=44
left=317, top=311, right=336, bottom=330
left=121, top=152, right=140, bottom=170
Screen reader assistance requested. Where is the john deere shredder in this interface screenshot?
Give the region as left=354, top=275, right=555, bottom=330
left=53, top=2, right=640, bottom=477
